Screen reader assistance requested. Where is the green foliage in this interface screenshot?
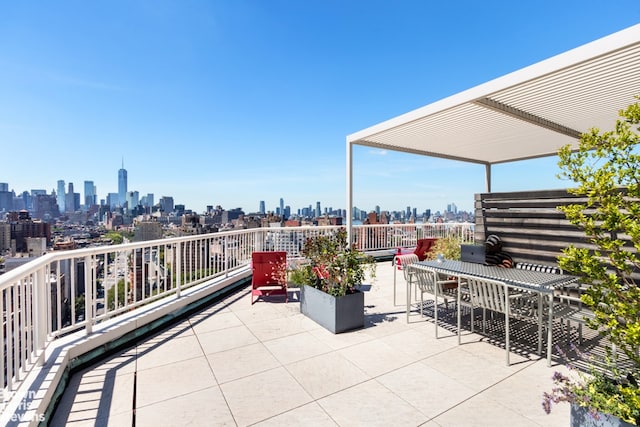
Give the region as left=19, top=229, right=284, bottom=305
left=287, top=263, right=315, bottom=288
left=107, top=279, right=128, bottom=310
left=75, top=295, right=85, bottom=316
left=425, top=236, right=462, bottom=261
left=104, top=230, right=134, bottom=245
left=552, top=96, right=640, bottom=422
left=105, top=231, right=124, bottom=245
left=543, top=349, right=640, bottom=425
left=298, top=228, right=376, bottom=297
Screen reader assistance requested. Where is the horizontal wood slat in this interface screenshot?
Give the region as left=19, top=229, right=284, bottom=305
left=475, top=188, right=640, bottom=281
left=475, top=189, right=591, bottom=267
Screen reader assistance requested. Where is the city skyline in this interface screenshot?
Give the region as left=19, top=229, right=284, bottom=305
left=1, top=3, right=638, bottom=213
left=0, top=167, right=468, bottom=219
left=1, top=158, right=474, bottom=216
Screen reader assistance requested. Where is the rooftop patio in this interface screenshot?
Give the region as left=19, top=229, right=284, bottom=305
left=4, top=23, right=639, bottom=427
left=49, top=263, right=577, bottom=426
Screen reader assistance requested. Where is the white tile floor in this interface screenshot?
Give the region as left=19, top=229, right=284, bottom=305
left=50, top=262, right=573, bottom=426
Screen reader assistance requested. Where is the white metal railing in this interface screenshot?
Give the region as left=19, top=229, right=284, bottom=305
left=0, top=222, right=473, bottom=412
left=352, top=222, right=475, bottom=252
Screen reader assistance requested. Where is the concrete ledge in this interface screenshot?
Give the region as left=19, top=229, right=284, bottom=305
left=1, top=269, right=252, bottom=427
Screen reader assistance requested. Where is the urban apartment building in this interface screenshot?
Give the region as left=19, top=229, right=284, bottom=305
left=2, top=211, right=51, bottom=254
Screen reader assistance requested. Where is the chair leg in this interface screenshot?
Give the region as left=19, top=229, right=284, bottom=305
left=393, top=267, right=397, bottom=306
left=470, top=306, right=475, bottom=333
left=578, top=323, right=583, bottom=345
left=482, top=308, right=487, bottom=334
left=457, top=289, right=462, bottom=345
left=505, top=312, right=510, bottom=366
left=435, top=295, right=439, bottom=339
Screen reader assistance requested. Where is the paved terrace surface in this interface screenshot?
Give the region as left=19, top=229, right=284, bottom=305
left=50, top=262, right=574, bottom=426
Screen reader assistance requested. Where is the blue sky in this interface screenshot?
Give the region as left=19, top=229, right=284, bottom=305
left=1, top=2, right=639, bottom=214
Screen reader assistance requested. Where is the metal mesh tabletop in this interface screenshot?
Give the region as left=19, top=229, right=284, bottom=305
left=412, top=260, right=578, bottom=293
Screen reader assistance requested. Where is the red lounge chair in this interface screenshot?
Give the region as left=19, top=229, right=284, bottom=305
left=395, top=238, right=438, bottom=263
left=251, top=251, right=288, bottom=304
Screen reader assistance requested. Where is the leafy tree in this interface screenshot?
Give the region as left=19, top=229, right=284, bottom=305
left=425, top=236, right=462, bottom=261
left=554, top=97, right=640, bottom=423
left=107, top=279, right=128, bottom=310
left=105, top=231, right=123, bottom=245
left=557, top=97, right=640, bottom=365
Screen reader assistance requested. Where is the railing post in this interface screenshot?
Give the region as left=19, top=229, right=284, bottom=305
left=176, top=243, right=182, bottom=298
left=34, top=267, right=47, bottom=366
left=84, top=255, right=93, bottom=335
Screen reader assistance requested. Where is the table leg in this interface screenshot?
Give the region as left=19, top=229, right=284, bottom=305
left=435, top=272, right=439, bottom=338
left=406, top=273, right=411, bottom=323
left=547, top=293, right=554, bottom=367
left=537, top=293, right=543, bottom=356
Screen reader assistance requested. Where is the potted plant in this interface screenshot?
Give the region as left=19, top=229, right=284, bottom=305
left=542, top=98, right=640, bottom=425
left=296, top=228, right=376, bottom=333
left=424, top=235, right=463, bottom=261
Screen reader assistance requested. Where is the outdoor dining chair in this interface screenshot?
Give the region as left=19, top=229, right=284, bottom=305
left=393, top=253, right=420, bottom=306
left=412, top=267, right=458, bottom=337
left=551, top=284, right=595, bottom=345
left=463, top=276, right=523, bottom=366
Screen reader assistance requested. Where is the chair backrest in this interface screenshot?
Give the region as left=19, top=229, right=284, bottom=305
left=394, top=253, right=419, bottom=281
left=464, top=276, right=509, bottom=314
left=413, top=268, right=440, bottom=294
left=251, top=251, right=287, bottom=286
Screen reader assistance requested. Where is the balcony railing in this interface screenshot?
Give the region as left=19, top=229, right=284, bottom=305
left=0, top=222, right=473, bottom=420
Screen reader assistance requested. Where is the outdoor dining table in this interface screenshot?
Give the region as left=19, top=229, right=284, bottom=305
left=407, top=260, right=579, bottom=366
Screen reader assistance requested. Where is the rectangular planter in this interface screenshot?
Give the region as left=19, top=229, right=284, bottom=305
left=571, top=403, right=634, bottom=427
left=300, top=285, right=364, bottom=334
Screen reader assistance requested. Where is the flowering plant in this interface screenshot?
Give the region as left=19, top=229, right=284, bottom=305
left=296, top=228, right=376, bottom=297
left=542, top=346, right=640, bottom=425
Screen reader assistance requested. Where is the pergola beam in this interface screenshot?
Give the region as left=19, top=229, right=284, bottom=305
left=473, top=97, right=582, bottom=140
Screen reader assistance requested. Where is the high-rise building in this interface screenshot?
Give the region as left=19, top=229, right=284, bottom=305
left=279, top=198, right=284, bottom=217
left=127, top=191, right=139, bottom=208
left=159, top=196, right=174, bottom=213
left=0, top=183, right=8, bottom=192
left=65, top=182, right=77, bottom=213
left=316, top=201, right=321, bottom=218
left=118, top=161, right=128, bottom=207
left=107, top=193, right=119, bottom=209
left=57, top=180, right=66, bottom=213
left=33, top=194, right=59, bottom=220
left=0, top=185, right=14, bottom=212
left=84, top=180, right=96, bottom=209
left=259, top=200, right=265, bottom=214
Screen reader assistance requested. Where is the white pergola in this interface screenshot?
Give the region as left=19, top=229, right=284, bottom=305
left=346, top=23, right=640, bottom=236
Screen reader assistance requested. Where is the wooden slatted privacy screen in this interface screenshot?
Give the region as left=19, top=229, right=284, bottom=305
left=474, top=189, right=591, bottom=267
